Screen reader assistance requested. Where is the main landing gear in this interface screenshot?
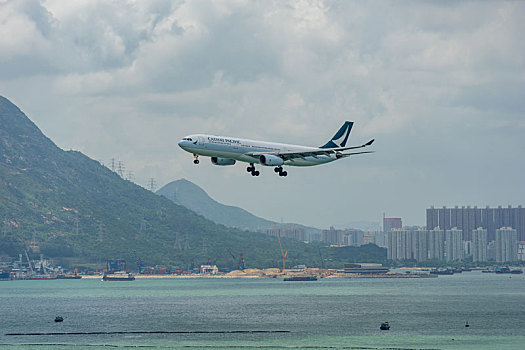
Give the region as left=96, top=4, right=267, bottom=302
left=246, top=163, right=260, bottom=177
left=246, top=164, right=288, bottom=177
left=274, top=166, right=287, bottom=177
left=193, top=154, right=199, bottom=164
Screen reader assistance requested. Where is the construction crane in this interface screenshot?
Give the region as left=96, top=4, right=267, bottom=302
left=227, top=249, right=246, bottom=270
left=24, top=249, right=34, bottom=276
left=132, top=250, right=144, bottom=274
left=275, top=225, right=287, bottom=273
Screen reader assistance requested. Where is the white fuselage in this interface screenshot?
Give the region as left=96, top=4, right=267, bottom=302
left=178, top=134, right=337, bottom=166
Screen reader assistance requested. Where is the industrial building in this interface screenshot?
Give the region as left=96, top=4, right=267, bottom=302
left=343, top=263, right=389, bottom=274
left=106, top=259, right=126, bottom=273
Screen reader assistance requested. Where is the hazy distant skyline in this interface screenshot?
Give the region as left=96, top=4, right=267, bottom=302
left=1, top=1, right=524, bottom=228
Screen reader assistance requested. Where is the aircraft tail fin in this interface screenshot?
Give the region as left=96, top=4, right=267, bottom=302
left=319, top=121, right=354, bottom=149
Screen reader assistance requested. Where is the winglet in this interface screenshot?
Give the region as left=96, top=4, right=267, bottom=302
left=365, top=139, right=375, bottom=146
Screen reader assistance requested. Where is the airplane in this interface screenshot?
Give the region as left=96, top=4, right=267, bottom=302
left=178, top=121, right=374, bottom=177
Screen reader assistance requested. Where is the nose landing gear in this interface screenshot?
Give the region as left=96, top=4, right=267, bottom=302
left=274, top=166, right=287, bottom=177
left=193, top=154, right=199, bottom=164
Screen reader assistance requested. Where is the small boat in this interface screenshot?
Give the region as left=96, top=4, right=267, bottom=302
left=29, top=274, right=57, bottom=280
left=56, top=274, right=82, bottom=279
left=465, top=321, right=470, bottom=328
left=510, top=269, right=523, bottom=274
left=283, top=276, right=317, bottom=281
left=380, top=322, right=390, bottom=330
left=102, top=271, right=135, bottom=281
left=430, top=268, right=454, bottom=275
left=55, top=316, right=64, bottom=322
left=495, top=267, right=511, bottom=274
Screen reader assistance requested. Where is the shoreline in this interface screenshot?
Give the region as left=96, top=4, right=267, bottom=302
left=80, top=272, right=437, bottom=279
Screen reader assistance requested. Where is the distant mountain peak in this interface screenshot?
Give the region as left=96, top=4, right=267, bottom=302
left=157, top=179, right=274, bottom=230
left=157, top=179, right=321, bottom=235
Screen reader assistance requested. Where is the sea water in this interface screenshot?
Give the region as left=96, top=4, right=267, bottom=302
left=0, top=271, right=523, bottom=349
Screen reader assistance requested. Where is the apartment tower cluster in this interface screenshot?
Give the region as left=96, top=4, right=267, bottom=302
left=386, top=206, right=524, bottom=263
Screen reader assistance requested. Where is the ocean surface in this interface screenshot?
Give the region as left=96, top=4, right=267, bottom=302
left=0, top=271, right=523, bottom=349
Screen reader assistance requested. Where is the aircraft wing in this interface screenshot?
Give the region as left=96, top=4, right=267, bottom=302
left=336, top=150, right=375, bottom=158
left=246, top=139, right=375, bottom=161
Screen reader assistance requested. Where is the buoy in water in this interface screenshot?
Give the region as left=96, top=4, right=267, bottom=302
left=55, top=316, right=64, bottom=322
left=465, top=321, right=469, bottom=328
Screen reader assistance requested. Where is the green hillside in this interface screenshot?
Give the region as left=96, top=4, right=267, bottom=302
left=0, top=96, right=385, bottom=269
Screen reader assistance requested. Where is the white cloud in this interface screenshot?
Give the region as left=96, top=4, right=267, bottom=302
left=0, top=0, right=524, bottom=226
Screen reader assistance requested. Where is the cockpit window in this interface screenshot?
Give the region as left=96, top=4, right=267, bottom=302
left=182, top=137, right=193, bottom=141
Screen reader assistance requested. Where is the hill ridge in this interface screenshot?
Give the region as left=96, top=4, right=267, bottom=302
left=1, top=96, right=346, bottom=269
left=157, top=179, right=322, bottom=236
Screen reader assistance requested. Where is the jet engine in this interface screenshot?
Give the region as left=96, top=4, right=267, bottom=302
left=259, top=154, right=284, bottom=166
left=211, top=157, right=236, bottom=166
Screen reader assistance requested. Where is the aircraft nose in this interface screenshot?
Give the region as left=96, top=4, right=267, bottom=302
left=178, top=140, right=185, bottom=148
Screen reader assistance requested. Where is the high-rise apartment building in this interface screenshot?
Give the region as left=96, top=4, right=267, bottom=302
left=387, top=229, right=411, bottom=260
left=343, top=229, right=365, bottom=246
left=428, top=228, right=445, bottom=260
left=471, top=227, right=488, bottom=262
left=495, top=227, right=518, bottom=262
left=518, top=242, right=525, bottom=261
left=383, top=217, right=402, bottom=233
left=426, top=205, right=525, bottom=241
left=445, top=228, right=463, bottom=261
left=321, top=227, right=343, bottom=245
left=411, top=229, right=429, bottom=262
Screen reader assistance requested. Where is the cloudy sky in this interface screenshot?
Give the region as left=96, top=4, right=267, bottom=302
left=1, top=0, right=524, bottom=228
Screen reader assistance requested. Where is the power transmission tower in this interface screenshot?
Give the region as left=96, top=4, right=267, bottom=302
left=148, top=178, right=157, bottom=192
left=110, top=158, right=116, bottom=172
left=126, top=171, right=134, bottom=182
left=117, top=161, right=125, bottom=178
